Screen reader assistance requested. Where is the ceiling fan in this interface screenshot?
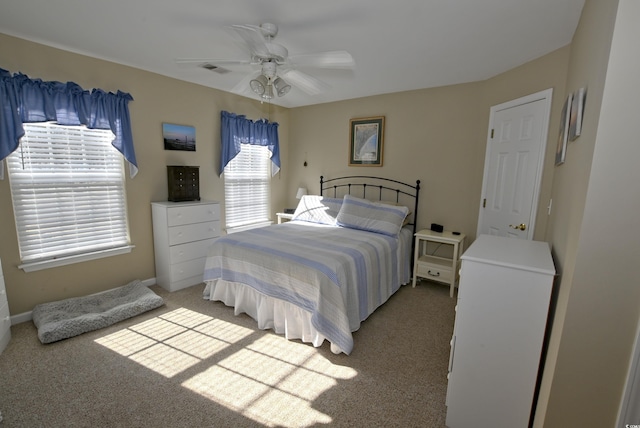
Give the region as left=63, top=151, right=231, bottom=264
left=176, top=23, right=355, bottom=100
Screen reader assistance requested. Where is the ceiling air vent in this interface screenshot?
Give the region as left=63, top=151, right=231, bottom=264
left=200, top=63, right=231, bottom=74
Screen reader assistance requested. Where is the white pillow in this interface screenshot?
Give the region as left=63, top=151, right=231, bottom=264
left=292, top=195, right=344, bottom=225
left=336, top=194, right=409, bottom=236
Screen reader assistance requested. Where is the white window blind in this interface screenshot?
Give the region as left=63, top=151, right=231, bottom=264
left=224, top=144, right=271, bottom=230
left=6, top=123, right=130, bottom=266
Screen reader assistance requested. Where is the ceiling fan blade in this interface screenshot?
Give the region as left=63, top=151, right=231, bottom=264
left=281, top=69, right=331, bottom=96
left=229, top=24, right=271, bottom=58
left=288, top=51, right=355, bottom=69
left=174, top=58, right=253, bottom=65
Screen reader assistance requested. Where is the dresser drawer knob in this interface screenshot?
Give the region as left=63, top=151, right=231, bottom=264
left=428, top=270, right=440, bottom=277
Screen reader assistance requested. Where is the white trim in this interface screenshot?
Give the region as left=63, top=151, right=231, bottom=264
left=9, top=311, right=32, bottom=325
left=18, top=246, right=135, bottom=273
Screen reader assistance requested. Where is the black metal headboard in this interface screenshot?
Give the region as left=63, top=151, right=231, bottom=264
left=320, top=175, right=421, bottom=238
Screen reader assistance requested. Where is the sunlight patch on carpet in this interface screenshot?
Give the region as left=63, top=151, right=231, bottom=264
left=95, top=308, right=254, bottom=377
left=95, top=307, right=358, bottom=427
left=183, top=333, right=357, bottom=427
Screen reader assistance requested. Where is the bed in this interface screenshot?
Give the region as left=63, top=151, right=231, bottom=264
left=203, top=176, right=421, bottom=354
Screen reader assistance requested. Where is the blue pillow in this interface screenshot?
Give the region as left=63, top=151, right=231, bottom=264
left=336, top=195, right=409, bottom=236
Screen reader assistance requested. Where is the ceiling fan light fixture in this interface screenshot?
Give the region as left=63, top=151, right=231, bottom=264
left=273, top=77, right=291, bottom=97
left=250, top=75, right=268, bottom=95
left=261, top=85, right=274, bottom=100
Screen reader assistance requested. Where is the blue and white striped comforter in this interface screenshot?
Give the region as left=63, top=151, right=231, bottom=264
left=203, top=221, right=412, bottom=354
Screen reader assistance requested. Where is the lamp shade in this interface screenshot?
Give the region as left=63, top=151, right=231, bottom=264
left=273, top=77, right=291, bottom=97
left=249, top=75, right=268, bottom=95
left=261, top=84, right=274, bottom=100
left=296, top=187, right=308, bottom=199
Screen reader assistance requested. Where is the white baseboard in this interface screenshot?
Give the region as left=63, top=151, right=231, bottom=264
left=140, top=278, right=156, bottom=287
left=10, top=311, right=32, bottom=325
left=10, top=277, right=157, bottom=325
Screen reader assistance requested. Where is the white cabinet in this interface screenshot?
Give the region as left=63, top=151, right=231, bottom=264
left=151, top=200, right=220, bottom=292
left=412, top=229, right=466, bottom=297
left=445, top=235, right=555, bottom=428
left=0, top=258, right=11, bottom=354
left=276, top=212, right=294, bottom=224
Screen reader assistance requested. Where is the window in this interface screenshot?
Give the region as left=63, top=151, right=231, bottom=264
left=224, top=144, right=271, bottom=232
left=6, top=123, right=131, bottom=272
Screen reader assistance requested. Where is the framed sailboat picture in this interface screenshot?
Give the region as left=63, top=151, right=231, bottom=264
left=349, top=116, right=385, bottom=166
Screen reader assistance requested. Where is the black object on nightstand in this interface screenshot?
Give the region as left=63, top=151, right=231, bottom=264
left=431, top=223, right=444, bottom=233
left=284, top=208, right=296, bottom=214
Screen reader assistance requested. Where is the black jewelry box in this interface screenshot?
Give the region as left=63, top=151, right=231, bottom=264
left=167, top=165, right=200, bottom=202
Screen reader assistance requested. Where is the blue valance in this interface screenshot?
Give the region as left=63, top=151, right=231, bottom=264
left=0, top=68, right=138, bottom=179
left=220, top=110, right=280, bottom=176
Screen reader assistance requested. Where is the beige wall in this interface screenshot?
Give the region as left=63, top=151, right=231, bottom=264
left=288, top=47, right=570, bottom=244
left=536, top=0, right=640, bottom=426
left=0, top=33, right=290, bottom=315
left=288, top=83, right=485, bottom=239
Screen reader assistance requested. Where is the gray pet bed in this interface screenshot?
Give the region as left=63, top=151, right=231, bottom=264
left=32, top=280, right=165, bottom=344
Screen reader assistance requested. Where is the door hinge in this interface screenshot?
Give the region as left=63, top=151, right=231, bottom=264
left=483, top=198, right=486, bottom=208
left=490, top=129, right=494, bottom=138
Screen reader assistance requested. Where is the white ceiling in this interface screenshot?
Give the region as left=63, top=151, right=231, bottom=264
left=0, top=0, right=585, bottom=108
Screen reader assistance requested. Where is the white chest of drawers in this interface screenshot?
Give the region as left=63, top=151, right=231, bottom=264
left=445, top=235, right=555, bottom=428
left=0, top=258, right=11, bottom=354
left=151, top=200, right=221, bottom=292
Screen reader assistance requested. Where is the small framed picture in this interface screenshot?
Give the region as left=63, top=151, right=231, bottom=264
left=349, top=116, right=385, bottom=166
left=568, top=87, right=586, bottom=141
left=163, top=123, right=196, bottom=151
left=556, top=94, right=572, bottom=166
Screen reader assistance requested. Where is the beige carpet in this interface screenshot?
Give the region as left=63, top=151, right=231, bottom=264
left=0, top=280, right=455, bottom=427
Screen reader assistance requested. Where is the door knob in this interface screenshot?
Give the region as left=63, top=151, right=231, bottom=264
left=509, top=223, right=527, bottom=231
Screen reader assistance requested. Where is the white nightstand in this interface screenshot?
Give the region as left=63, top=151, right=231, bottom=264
left=276, top=212, right=294, bottom=224
left=412, top=229, right=466, bottom=297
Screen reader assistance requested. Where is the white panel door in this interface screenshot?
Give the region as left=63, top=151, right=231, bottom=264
left=477, top=89, right=552, bottom=239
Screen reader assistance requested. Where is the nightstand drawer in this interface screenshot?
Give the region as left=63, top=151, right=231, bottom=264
left=168, top=221, right=220, bottom=246
left=417, top=262, right=453, bottom=283
left=167, top=204, right=220, bottom=227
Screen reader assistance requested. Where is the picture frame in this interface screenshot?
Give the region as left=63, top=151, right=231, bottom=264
left=349, top=116, right=385, bottom=166
left=555, top=93, right=573, bottom=166
left=568, top=87, right=586, bottom=141
left=163, top=123, right=196, bottom=151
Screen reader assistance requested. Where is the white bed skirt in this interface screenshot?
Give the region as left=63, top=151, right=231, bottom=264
left=203, top=279, right=345, bottom=354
